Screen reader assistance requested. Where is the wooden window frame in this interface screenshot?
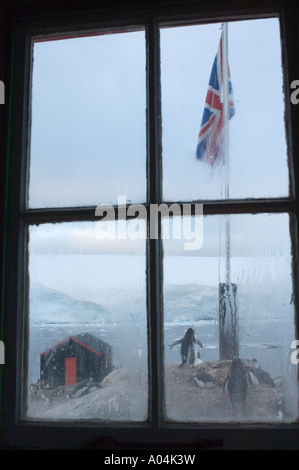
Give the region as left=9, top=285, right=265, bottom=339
left=2, top=0, right=299, bottom=450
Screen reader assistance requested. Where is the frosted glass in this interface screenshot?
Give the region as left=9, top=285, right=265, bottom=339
left=161, top=18, right=289, bottom=201
left=163, top=213, right=298, bottom=423
left=26, top=221, right=148, bottom=421
left=28, top=30, right=146, bottom=208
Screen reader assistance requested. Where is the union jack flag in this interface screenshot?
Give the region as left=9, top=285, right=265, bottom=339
left=196, top=35, right=235, bottom=165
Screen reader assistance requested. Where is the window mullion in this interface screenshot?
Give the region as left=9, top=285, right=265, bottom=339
left=146, top=18, right=163, bottom=427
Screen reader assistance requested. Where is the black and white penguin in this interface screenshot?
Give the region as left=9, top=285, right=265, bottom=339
left=169, top=328, right=203, bottom=367
left=247, top=366, right=275, bottom=388
left=223, top=357, right=249, bottom=417
left=192, top=371, right=215, bottom=389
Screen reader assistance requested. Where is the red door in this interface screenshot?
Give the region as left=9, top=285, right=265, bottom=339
left=65, top=358, right=76, bottom=385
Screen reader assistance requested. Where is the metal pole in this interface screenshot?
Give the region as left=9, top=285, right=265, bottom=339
left=219, top=23, right=238, bottom=360
left=222, top=22, right=230, bottom=286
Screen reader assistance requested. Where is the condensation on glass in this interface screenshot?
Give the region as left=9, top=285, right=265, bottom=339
left=24, top=17, right=297, bottom=427
left=160, top=18, right=289, bottom=201
left=163, top=213, right=298, bottom=423
left=28, top=29, right=146, bottom=208
left=25, top=221, right=148, bottom=421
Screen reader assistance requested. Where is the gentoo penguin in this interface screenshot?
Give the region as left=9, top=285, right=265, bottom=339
left=223, top=357, right=249, bottom=417
left=169, top=328, right=203, bottom=367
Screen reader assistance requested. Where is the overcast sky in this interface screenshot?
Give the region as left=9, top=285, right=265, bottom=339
left=28, top=16, right=291, bottom=258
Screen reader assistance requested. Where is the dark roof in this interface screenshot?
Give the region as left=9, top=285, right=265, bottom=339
left=40, top=332, right=110, bottom=357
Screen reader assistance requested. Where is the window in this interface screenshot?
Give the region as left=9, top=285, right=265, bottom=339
left=27, top=28, right=149, bottom=422
left=3, top=1, right=299, bottom=449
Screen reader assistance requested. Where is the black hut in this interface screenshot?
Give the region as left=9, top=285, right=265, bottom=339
left=40, top=332, right=113, bottom=388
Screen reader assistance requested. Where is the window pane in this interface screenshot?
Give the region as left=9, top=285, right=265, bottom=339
left=163, top=213, right=298, bottom=422
left=28, top=30, right=146, bottom=208
left=25, top=221, right=148, bottom=421
left=161, top=18, right=289, bottom=201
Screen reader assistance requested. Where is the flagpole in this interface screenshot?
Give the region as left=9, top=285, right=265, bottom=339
left=222, top=22, right=230, bottom=286
left=218, top=22, right=238, bottom=360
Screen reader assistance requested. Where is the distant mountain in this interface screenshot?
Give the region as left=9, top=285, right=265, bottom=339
left=29, top=284, right=109, bottom=324
left=164, top=284, right=218, bottom=323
